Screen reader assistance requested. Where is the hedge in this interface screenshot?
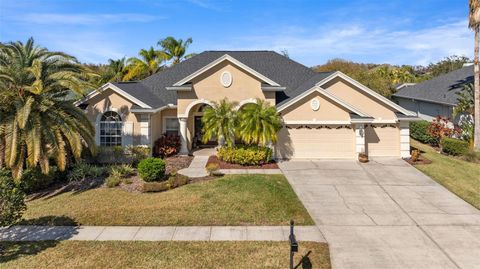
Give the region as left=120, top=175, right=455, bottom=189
left=217, top=145, right=272, bottom=166
left=441, top=137, right=469, bottom=156
left=410, top=121, right=436, bottom=145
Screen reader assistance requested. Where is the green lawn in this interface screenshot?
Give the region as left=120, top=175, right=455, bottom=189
left=411, top=139, right=480, bottom=209
left=0, top=241, right=330, bottom=269
left=23, top=174, right=314, bottom=226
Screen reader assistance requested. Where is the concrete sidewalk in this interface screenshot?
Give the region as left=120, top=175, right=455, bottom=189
left=0, top=225, right=325, bottom=242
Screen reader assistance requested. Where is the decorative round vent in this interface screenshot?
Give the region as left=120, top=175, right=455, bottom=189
left=311, top=98, right=320, bottom=111
left=220, top=71, right=232, bottom=87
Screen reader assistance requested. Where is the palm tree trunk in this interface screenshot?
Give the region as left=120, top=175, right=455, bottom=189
left=474, top=25, right=480, bottom=150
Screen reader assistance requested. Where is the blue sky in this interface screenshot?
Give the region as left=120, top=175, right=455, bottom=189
left=0, top=0, right=472, bottom=66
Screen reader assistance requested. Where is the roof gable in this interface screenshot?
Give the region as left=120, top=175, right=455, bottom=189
left=318, top=72, right=416, bottom=116
left=172, top=54, right=280, bottom=87
left=278, top=86, right=371, bottom=117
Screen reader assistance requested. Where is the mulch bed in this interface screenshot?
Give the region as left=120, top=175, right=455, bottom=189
left=207, top=155, right=279, bottom=169
left=404, top=157, right=432, bottom=165
left=165, top=155, right=194, bottom=174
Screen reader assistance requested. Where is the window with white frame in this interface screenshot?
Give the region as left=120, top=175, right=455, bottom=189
left=164, top=117, right=179, bottom=136
left=100, top=111, right=123, bottom=146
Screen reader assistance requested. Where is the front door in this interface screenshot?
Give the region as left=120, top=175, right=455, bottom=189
left=194, top=116, right=216, bottom=147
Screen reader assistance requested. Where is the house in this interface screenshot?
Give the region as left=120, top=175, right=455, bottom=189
left=77, top=51, right=417, bottom=159
left=392, top=65, right=473, bottom=123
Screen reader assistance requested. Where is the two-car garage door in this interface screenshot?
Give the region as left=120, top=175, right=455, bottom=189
left=276, top=124, right=400, bottom=159
left=276, top=126, right=355, bottom=159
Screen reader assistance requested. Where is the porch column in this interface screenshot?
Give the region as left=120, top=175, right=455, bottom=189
left=179, top=117, right=189, bottom=155
left=355, top=124, right=366, bottom=156
left=399, top=121, right=411, bottom=158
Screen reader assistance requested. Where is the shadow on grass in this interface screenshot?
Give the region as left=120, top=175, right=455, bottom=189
left=295, top=250, right=312, bottom=269
left=0, top=216, right=79, bottom=263
left=27, top=177, right=104, bottom=201
left=0, top=241, right=58, bottom=264
left=19, top=216, right=78, bottom=226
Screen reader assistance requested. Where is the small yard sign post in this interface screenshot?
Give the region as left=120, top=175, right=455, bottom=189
left=289, top=219, right=298, bottom=269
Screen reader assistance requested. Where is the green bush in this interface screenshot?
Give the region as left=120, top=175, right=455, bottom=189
left=410, top=121, right=436, bottom=145
left=441, top=137, right=469, bottom=156
left=105, top=175, right=121, bottom=188
left=217, top=145, right=272, bottom=166
left=20, top=167, right=59, bottom=194
left=137, top=157, right=166, bottom=182
left=67, top=163, right=107, bottom=181
left=0, top=175, right=27, bottom=226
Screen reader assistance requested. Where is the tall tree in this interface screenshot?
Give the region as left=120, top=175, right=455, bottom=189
left=158, top=37, right=194, bottom=65
left=104, top=57, right=127, bottom=83
left=0, top=38, right=96, bottom=179
left=238, top=99, right=282, bottom=146
left=469, top=0, right=480, bottom=150
left=124, top=47, right=164, bottom=81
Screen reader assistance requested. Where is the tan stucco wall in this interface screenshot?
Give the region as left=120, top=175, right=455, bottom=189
left=281, top=91, right=351, bottom=121
left=323, top=77, right=397, bottom=120
left=85, top=88, right=143, bottom=145
left=177, top=60, right=275, bottom=116
left=151, top=108, right=178, bottom=144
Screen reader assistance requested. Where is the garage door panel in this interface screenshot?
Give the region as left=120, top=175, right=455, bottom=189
left=365, top=125, right=399, bottom=157
left=276, top=127, right=355, bottom=159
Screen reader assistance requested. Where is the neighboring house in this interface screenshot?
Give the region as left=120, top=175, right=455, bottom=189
left=392, top=65, right=473, bottom=122
left=76, top=51, right=417, bottom=159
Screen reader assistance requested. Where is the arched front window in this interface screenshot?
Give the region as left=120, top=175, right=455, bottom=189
left=100, top=111, right=122, bottom=146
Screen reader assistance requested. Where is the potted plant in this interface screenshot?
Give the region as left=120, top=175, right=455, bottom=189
left=358, top=152, right=369, bottom=163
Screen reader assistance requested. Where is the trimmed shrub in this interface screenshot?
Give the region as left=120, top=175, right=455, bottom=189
left=217, top=145, right=272, bottom=166
left=153, top=134, right=181, bottom=158
left=0, top=175, right=26, bottom=226
left=105, top=175, right=121, bottom=188
left=128, top=146, right=150, bottom=166
left=410, top=121, right=436, bottom=145
left=441, top=137, right=469, bottom=156
left=137, top=157, right=166, bottom=182
left=205, top=163, right=220, bottom=176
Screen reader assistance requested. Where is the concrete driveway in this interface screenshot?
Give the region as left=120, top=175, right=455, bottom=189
left=279, top=158, right=480, bottom=269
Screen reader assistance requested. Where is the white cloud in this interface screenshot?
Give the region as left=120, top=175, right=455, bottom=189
left=39, top=31, right=126, bottom=63
left=14, top=13, right=160, bottom=25
left=214, top=20, right=473, bottom=66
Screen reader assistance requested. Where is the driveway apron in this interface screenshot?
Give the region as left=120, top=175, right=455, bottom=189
left=279, top=158, right=480, bottom=269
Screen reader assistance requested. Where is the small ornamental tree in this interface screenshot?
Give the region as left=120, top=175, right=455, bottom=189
left=427, top=116, right=460, bottom=146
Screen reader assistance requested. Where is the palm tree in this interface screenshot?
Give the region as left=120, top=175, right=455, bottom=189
left=103, top=57, right=127, bottom=83
left=201, top=99, right=238, bottom=147
left=0, top=38, right=96, bottom=180
left=158, top=37, right=194, bottom=65
left=469, top=0, right=480, bottom=150
left=124, top=47, right=164, bottom=81
left=238, top=99, right=282, bottom=146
